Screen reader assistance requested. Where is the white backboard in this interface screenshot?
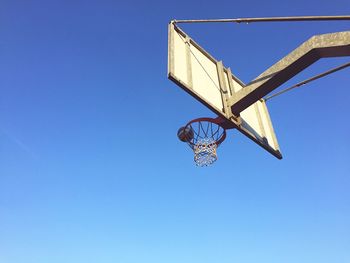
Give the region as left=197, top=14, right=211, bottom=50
left=168, top=23, right=282, bottom=159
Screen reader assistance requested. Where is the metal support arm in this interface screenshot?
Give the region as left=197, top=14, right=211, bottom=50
left=229, top=31, right=350, bottom=114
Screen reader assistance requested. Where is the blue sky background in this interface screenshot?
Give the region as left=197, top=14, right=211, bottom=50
left=0, top=1, right=349, bottom=263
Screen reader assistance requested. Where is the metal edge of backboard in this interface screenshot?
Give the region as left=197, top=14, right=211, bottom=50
left=167, top=22, right=174, bottom=76
left=236, top=124, right=283, bottom=159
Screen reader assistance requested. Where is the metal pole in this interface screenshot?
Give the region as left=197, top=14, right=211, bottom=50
left=173, top=15, right=350, bottom=24
left=264, top=61, right=350, bottom=101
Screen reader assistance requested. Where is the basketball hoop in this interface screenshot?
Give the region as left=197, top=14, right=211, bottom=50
left=177, top=117, right=227, bottom=166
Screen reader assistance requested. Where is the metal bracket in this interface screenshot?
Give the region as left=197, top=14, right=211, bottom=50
left=216, top=61, right=232, bottom=117
left=216, top=61, right=243, bottom=127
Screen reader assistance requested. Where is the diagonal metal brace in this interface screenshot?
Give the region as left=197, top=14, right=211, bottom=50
left=229, top=31, right=350, bottom=115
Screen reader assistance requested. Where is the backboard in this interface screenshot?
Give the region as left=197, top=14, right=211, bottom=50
left=168, top=22, right=282, bottom=159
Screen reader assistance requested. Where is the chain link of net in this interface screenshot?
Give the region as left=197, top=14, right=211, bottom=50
left=193, top=137, right=218, bottom=166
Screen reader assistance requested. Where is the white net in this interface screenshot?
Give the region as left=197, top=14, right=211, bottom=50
left=193, top=137, right=218, bottom=167
left=179, top=118, right=226, bottom=167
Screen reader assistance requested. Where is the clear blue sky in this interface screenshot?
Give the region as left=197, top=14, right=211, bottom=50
left=1, top=1, right=349, bottom=263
